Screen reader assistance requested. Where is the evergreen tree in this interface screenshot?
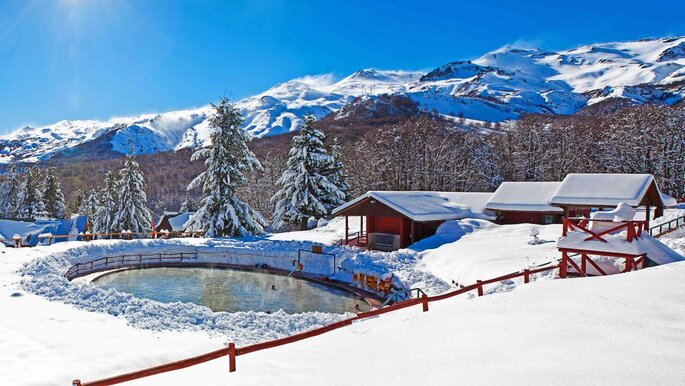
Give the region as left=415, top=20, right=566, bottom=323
left=17, top=166, right=47, bottom=219
left=69, top=189, right=84, bottom=216
left=0, top=165, right=21, bottom=218
left=113, top=155, right=152, bottom=232
left=93, top=171, right=120, bottom=234
left=271, top=115, right=344, bottom=230
left=43, top=167, right=66, bottom=219
left=179, top=191, right=197, bottom=213
left=323, top=137, right=349, bottom=211
left=185, top=97, right=266, bottom=237
left=79, top=188, right=100, bottom=220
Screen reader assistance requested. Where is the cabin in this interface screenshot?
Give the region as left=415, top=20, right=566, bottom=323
left=486, top=182, right=573, bottom=224
left=156, top=212, right=196, bottom=233
left=550, top=174, right=665, bottom=228
left=332, top=191, right=494, bottom=251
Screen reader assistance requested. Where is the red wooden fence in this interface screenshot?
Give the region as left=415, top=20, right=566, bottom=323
left=71, top=263, right=559, bottom=386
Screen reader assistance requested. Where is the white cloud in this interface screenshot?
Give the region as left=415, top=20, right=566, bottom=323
left=291, top=73, right=336, bottom=88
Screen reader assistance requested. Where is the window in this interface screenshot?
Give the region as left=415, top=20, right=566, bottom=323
left=543, top=215, right=554, bottom=224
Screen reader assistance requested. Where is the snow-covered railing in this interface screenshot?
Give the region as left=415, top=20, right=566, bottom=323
left=562, top=217, right=647, bottom=243
left=64, top=252, right=199, bottom=281
left=71, top=263, right=559, bottom=386
left=648, top=214, right=685, bottom=238
left=36, top=230, right=205, bottom=246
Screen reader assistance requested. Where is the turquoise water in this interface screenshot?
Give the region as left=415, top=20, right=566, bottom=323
left=93, top=267, right=370, bottom=314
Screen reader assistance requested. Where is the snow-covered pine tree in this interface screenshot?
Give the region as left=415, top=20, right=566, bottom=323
left=79, top=188, right=101, bottom=220
left=113, top=155, right=152, bottom=233
left=323, top=137, right=349, bottom=211
left=271, top=115, right=344, bottom=230
left=93, top=171, right=120, bottom=234
left=43, top=167, right=66, bottom=219
left=185, top=98, right=266, bottom=237
left=16, top=166, right=48, bottom=219
left=179, top=191, right=197, bottom=213
left=0, top=165, right=21, bottom=218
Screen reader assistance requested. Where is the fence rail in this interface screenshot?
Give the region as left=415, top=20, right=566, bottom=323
left=64, top=252, right=198, bottom=281
left=649, top=215, right=685, bottom=238
left=42, top=230, right=205, bottom=245
left=71, top=262, right=559, bottom=386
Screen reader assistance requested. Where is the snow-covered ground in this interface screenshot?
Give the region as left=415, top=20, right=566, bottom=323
left=415, top=220, right=560, bottom=285
left=1, top=215, right=683, bottom=385
left=131, top=261, right=685, bottom=385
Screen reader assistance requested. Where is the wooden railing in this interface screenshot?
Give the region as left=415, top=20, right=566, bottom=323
left=562, top=217, right=647, bottom=243
left=71, top=262, right=559, bottom=386
left=649, top=214, right=685, bottom=238
left=64, top=252, right=198, bottom=281
left=336, top=231, right=368, bottom=247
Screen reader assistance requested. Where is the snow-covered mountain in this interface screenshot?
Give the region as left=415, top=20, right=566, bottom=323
left=2, top=36, right=685, bottom=163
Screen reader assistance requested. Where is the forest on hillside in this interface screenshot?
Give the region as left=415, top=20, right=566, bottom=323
left=1, top=102, right=684, bottom=222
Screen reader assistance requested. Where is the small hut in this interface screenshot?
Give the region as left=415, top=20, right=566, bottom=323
left=332, top=191, right=493, bottom=251
left=485, top=182, right=569, bottom=224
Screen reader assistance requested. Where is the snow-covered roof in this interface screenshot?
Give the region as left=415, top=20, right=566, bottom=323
left=485, top=182, right=563, bottom=213
left=661, top=193, right=678, bottom=208
left=550, top=174, right=662, bottom=207
left=159, top=212, right=197, bottom=232
left=333, top=191, right=494, bottom=222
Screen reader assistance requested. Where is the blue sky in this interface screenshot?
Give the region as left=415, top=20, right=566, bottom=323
left=1, top=0, right=684, bottom=134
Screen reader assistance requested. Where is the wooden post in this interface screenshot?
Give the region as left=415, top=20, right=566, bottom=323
left=228, top=342, right=236, bottom=372
left=645, top=206, right=651, bottom=230
left=580, top=254, right=587, bottom=277
left=625, top=257, right=633, bottom=272
left=523, top=269, right=530, bottom=284
left=344, top=216, right=348, bottom=245
left=72, top=380, right=82, bottom=386
left=360, top=216, right=364, bottom=236
left=562, top=217, right=568, bottom=236
left=560, top=251, right=568, bottom=279
left=422, top=294, right=429, bottom=312
left=642, top=254, right=647, bottom=269
left=410, top=220, right=416, bottom=245
left=476, top=280, right=483, bottom=296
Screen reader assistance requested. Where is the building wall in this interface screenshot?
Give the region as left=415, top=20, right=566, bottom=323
left=368, top=216, right=403, bottom=234
left=497, top=209, right=590, bottom=225
left=498, top=211, right=560, bottom=225
left=367, top=216, right=439, bottom=249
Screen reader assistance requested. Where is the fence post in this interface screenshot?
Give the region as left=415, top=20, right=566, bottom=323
left=523, top=269, right=530, bottom=284
left=422, top=294, right=429, bottom=312
left=476, top=280, right=483, bottom=297
left=228, top=342, right=236, bottom=372
left=72, top=380, right=82, bottom=386
left=559, top=252, right=568, bottom=279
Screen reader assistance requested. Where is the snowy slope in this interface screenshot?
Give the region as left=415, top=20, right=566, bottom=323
left=134, top=261, right=685, bottom=385
left=2, top=36, right=684, bottom=163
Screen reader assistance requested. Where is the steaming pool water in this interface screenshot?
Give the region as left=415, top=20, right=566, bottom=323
left=93, top=267, right=371, bottom=314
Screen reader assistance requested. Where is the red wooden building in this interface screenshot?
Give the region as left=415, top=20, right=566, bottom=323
left=333, top=191, right=494, bottom=251
left=485, top=182, right=573, bottom=225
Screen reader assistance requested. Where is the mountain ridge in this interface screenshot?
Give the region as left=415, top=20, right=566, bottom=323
left=2, top=35, right=685, bottom=163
